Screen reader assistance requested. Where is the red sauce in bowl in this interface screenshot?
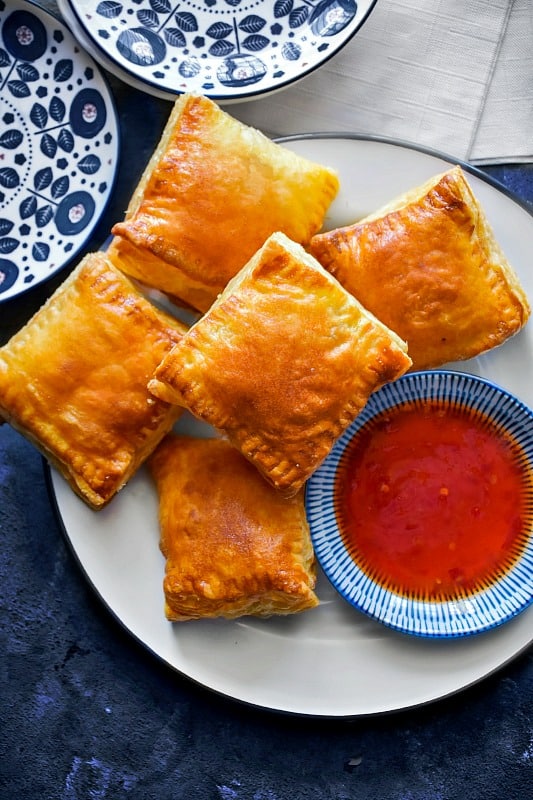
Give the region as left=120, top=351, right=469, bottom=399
left=335, top=400, right=533, bottom=601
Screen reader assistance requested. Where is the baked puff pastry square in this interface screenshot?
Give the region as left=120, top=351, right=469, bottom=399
left=108, top=93, right=339, bottom=313
left=148, top=232, right=412, bottom=497
left=148, top=434, right=319, bottom=621
left=309, top=166, right=530, bottom=370
left=0, top=252, right=187, bottom=509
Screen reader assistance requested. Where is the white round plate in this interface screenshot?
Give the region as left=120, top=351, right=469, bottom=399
left=57, top=0, right=377, bottom=104
left=48, top=135, right=533, bottom=717
left=0, top=0, right=119, bottom=302
left=306, top=370, right=533, bottom=639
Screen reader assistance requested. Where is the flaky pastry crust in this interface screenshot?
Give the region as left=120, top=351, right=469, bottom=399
left=0, top=252, right=187, bottom=509
left=108, top=93, right=339, bottom=312
left=309, top=166, right=530, bottom=370
left=149, top=232, right=411, bottom=496
left=148, top=434, right=319, bottom=621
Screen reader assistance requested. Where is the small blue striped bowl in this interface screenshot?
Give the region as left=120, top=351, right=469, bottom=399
left=305, top=370, right=533, bottom=638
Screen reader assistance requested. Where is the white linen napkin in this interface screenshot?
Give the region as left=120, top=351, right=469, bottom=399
left=230, top=0, right=532, bottom=165
left=469, top=0, right=533, bottom=164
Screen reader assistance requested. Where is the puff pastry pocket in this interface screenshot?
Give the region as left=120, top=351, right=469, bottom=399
left=0, top=252, right=188, bottom=509
left=149, top=232, right=412, bottom=497
left=148, top=434, right=319, bottom=621
left=309, top=166, right=531, bottom=370
left=108, top=93, right=339, bottom=313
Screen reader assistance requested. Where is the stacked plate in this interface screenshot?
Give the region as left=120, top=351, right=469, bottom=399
left=0, top=0, right=119, bottom=302
left=56, top=0, right=378, bottom=104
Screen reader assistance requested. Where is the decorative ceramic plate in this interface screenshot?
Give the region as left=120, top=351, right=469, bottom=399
left=48, top=135, right=533, bottom=717
left=306, top=370, right=533, bottom=639
left=57, top=0, right=378, bottom=103
left=0, top=0, right=119, bottom=302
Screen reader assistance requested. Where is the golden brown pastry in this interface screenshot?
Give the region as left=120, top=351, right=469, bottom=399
left=148, top=434, right=319, bottom=621
left=149, top=232, right=412, bottom=496
left=0, top=252, right=187, bottom=509
left=309, top=166, right=530, bottom=370
left=108, top=93, right=339, bottom=313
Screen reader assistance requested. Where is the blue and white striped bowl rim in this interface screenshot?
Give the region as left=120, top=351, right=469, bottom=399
left=305, top=370, right=533, bottom=638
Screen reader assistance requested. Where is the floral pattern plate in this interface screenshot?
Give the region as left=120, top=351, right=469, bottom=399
left=58, top=0, right=378, bottom=103
left=0, top=0, right=119, bottom=302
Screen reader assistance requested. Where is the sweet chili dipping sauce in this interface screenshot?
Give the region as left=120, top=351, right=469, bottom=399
left=335, top=400, right=533, bottom=601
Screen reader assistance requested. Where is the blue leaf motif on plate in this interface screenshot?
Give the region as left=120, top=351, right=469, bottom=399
left=239, top=15, right=266, bottom=33
left=16, top=63, right=39, bottom=82
left=54, top=59, right=74, bottom=82
left=34, top=167, right=53, bottom=191
left=242, top=35, right=269, bottom=52
left=96, top=1, right=123, bottom=18
left=51, top=175, right=70, bottom=199
left=49, top=96, right=66, bottom=122
left=58, top=129, right=74, bottom=152
left=32, top=242, right=50, bottom=261
left=40, top=134, right=57, bottom=158
left=19, top=196, right=37, bottom=219
left=164, top=28, right=186, bottom=48
left=0, top=168, right=19, bottom=190
left=0, top=238, right=19, bottom=255
left=137, top=10, right=159, bottom=29
left=225, top=0, right=242, bottom=6
left=289, top=6, right=309, bottom=27
left=35, top=205, right=54, bottom=228
left=30, top=102, right=48, bottom=129
left=151, top=0, right=171, bottom=13
left=0, top=48, right=11, bottom=67
left=0, top=130, right=23, bottom=150
left=174, top=12, right=198, bottom=32
left=209, top=40, right=234, bottom=57
left=0, top=219, right=14, bottom=236
left=282, top=41, right=301, bottom=60
left=7, top=80, right=30, bottom=98
left=274, top=0, right=293, bottom=16
left=207, top=22, right=233, bottom=40
left=78, top=155, right=102, bottom=175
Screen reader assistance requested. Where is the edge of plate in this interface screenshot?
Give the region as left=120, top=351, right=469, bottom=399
left=277, top=131, right=533, bottom=220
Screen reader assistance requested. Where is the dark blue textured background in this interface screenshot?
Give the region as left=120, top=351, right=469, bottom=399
left=1, top=5, right=533, bottom=796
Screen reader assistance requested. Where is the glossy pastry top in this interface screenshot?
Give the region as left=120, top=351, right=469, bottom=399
left=109, top=93, right=339, bottom=312
left=309, top=166, right=531, bottom=370
left=148, top=434, right=319, bottom=621
left=149, top=232, right=411, bottom=496
left=0, top=252, right=187, bottom=509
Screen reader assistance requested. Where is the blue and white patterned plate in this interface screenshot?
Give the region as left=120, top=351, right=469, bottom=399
left=58, top=0, right=377, bottom=103
left=0, top=0, right=119, bottom=302
left=306, top=370, right=533, bottom=639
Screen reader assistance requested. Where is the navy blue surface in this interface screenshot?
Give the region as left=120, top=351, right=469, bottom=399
left=2, top=17, right=533, bottom=798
